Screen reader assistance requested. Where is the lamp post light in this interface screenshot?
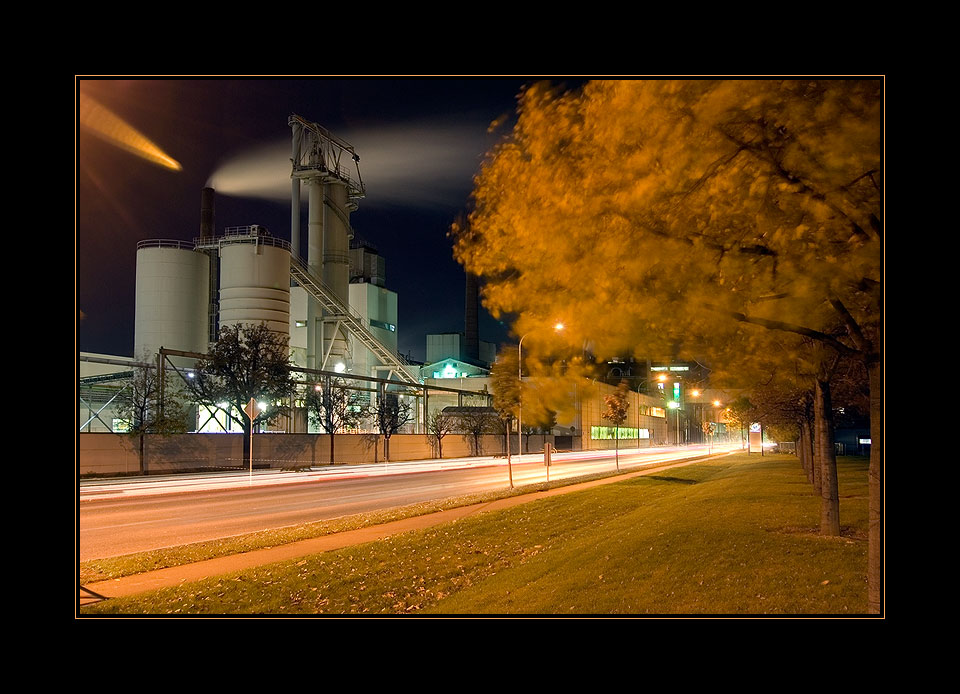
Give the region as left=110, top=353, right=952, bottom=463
left=689, top=388, right=701, bottom=443
left=635, top=380, right=650, bottom=448
left=668, top=401, right=681, bottom=446
left=518, top=322, right=564, bottom=457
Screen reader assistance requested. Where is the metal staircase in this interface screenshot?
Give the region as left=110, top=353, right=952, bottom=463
left=289, top=255, right=420, bottom=385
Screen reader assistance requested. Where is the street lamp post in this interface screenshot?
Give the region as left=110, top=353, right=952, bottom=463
left=635, top=381, right=647, bottom=448
left=668, top=401, right=681, bottom=446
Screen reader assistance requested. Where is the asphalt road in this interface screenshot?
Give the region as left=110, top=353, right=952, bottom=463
left=78, top=445, right=737, bottom=561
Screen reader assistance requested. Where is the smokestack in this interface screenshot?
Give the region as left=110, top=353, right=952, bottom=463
left=465, top=271, right=480, bottom=362
left=200, top=187, right=215, bottom=240
left=199, top=187, right=218, bottom=344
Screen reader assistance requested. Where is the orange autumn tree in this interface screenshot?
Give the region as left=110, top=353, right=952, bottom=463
left=453, top=79, right=882, bottom=613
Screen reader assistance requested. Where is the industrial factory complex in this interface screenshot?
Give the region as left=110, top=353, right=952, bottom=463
left=78, top=114, right=705, bottom=474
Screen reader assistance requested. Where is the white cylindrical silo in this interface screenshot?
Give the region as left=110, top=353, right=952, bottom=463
left=134, top=241, right=210, bottom=359
left=218, top=241, right=291, bottom=337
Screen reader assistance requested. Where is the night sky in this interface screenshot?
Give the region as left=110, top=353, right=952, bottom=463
left=76, top=77, right=552, bottom=362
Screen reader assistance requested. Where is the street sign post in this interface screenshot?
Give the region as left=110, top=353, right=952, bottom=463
left=749, top=422, right=763, bottom=455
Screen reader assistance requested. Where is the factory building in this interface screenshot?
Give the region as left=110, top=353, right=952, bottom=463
left=81, top=115, right=424, bottom=437
left=79, top=113, right=677, bottom=468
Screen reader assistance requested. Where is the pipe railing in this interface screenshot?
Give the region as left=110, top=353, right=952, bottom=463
left=137, top=239, right=196, bottom=251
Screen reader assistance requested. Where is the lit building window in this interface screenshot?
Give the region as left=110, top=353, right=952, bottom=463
left=591, top=426, right=649, bottom=440
left=370, top=319, right=396, bottom=332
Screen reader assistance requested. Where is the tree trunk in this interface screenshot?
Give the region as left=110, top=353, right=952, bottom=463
left=814, top=378, right=840, bottom=536
left=139, top=433, right=146, bottom=475
left=799, top=418, right=814, bottom=484
left=810, top=414, right=821, bottom=493
left=867, top=354, right=883, bottom=614
left=615, top=427, right=620, bottom=471
left=330, top=430, right=335, bottom=465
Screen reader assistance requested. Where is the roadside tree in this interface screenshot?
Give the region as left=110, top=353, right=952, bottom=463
left=601, top=381, right=630, bottom=471
left=306, top=377, right=363, bottom=464
left=367, top=391, right=413, bottom=463
left=427, top=410, right=455, bottom=459
left=454, top=79, right=882, bottom=612
left=187, top=323, right=295, bottom=470
left=454, top=407, right=499, bottom=457
left=116, top=361, right=188, bottom=474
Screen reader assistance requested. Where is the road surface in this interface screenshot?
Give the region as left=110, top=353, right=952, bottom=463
left=78, top=444, right=738, bottom=561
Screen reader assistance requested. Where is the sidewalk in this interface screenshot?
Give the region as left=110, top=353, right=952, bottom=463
left=79, top=456, right=723, bottom=607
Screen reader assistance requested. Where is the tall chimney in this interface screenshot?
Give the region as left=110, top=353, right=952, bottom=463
left=465, top=271, right=480, bottom=362
left=200, top=187, right=218, bottom=344
left=200, top=187, right=215, bottom=240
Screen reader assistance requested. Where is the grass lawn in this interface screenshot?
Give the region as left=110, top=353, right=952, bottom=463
left=80, top=453, right=869, bottom=616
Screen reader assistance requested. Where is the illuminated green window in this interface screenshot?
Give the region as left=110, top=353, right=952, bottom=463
left=591, top=426, right=648, bottom=440
left=370, top=319, right=396, bottom=332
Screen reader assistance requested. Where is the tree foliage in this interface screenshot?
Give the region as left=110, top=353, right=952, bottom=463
left=187, top=323, right=295, bottom=465
left=427, top=410, right=455, bottom=459
left=490, top=348, right=520, bottom=420
left=491, top=344, right=576, bottom=451
left=601, top=381, right=630, bottom=470
left=454, top=79, right=883, bottom=613
left=602, top=382, right=630, bottom=427
left=456, top=79, right=880, bottom=365
left=306, top=378, right=363, bottom=433
left=306, top=377, right=363, bottom=464
left=116, top=361, right=188, bottom=474
left=367, top=391, right=413, bottom=462
left=451, top=407, right=500, bottom=456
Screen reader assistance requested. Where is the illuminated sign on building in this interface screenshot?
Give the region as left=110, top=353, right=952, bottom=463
left=591, top=426, right=649, bottom=440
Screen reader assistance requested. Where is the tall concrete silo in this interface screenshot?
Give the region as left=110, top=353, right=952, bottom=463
left=134, top=240, right=210, bottom=360
left=218, top=226, right=291, bottom=337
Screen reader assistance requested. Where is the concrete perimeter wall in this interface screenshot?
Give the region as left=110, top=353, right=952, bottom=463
left=78, top=432, right=560, bottom=476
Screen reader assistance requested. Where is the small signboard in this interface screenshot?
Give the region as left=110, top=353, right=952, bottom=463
left=749, top=422, right=763, bottom=454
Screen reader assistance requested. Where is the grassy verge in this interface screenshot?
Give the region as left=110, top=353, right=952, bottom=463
left=79, top=466, right=634, bottom=584
left=80, top=454, right=869, bottom=615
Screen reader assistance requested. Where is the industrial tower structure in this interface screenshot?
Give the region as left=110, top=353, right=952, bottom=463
left=288, top=114, right=417, bottom=385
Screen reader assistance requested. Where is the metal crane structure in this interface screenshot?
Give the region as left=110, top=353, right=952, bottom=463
left=288, top=114, right=418, bottom=386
